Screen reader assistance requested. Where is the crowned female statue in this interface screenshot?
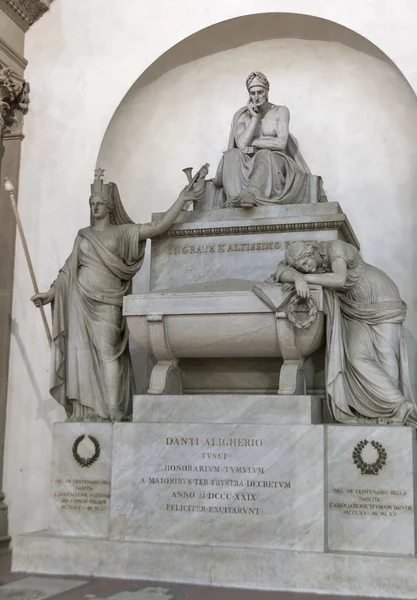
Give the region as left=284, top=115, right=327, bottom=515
left=268, top=240, right=417, bottom=426
left=31, top=169, right=204, bottom=422
left=214, top=71, right=326, bottom=208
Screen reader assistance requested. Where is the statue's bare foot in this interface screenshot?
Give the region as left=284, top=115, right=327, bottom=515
left=238, top=194, right=256, bottom=208
left=108, top=408, right=123, bottom=423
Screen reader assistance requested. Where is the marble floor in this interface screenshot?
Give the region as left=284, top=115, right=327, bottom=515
left=0, top=549, right=399, bottom=600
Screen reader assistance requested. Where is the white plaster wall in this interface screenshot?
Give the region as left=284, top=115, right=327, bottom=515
left=5, top=0, right=417, bottom=538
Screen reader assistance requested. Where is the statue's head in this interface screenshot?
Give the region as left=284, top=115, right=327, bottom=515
left=89, top=168, right=134, bottom=227
left=246, top=71, right=269, bottom=108
left=90, top=168, right=114, bottom=223
left=285, top=242, right=319, bottom=273
left=89, top=194, right=114, bottom=221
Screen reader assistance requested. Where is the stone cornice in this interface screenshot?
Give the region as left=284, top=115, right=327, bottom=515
left=0, top=0, right=53, bottom=31
left=156, top=217, right=359, bottom=248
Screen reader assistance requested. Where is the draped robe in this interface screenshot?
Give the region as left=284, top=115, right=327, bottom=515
left=50, top=225, right=146, bottom=420
left=322, top=245, right=415, bottom=424
left=272, top=242, right=416, bottom=425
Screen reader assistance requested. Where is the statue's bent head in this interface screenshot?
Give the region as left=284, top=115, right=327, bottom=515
left=246, top=71, right=269, bottom=109
left=285, top=242, right=318, bottom=274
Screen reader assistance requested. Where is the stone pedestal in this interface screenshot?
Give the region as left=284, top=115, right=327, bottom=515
left=12, top=399, right=417, bottom=598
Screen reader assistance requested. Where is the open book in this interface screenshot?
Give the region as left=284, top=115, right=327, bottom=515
left=252, top=282, right=292, bottom=312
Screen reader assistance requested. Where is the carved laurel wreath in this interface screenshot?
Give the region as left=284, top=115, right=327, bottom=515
left=72, top=434, right=101, bottom=468
left=286, top=295, right=318, bottom=330
left=352, top=439, right=387, bottom=475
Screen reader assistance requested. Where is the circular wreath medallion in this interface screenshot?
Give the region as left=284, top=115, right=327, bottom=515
left=352, top=439, right=387, bottom=475
left=286, top=295, right=318, bottom=330
left=72, top=434, right=101, bottom=468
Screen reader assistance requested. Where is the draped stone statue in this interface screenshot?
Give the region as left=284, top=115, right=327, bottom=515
left=31, top=169, right=205, bottom=422
left=213, top=71, right=326, bottom=208
left=267, top=240, right=417, bottom=426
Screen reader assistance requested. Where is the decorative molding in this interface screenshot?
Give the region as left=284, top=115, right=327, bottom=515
left=156, top=219, right=358, bottom=248
left=2, top=131, right=24, bottom=141
left=0, top=0, right=53, bottom=31
left=0, top=65, right=29, bottom=136
left=0, top=37, right=27, bottom=72
left=352, top=439, right=387, bottom=476
left=72, top=434, right=101, bottom=468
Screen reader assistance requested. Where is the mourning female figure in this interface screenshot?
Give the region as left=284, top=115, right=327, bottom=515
left=269, top=240, right=417, bottom=426
left=32, top=170, right=203, bottom=422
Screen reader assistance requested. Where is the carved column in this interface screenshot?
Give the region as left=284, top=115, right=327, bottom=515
left=0, top=66, right=29, bottom=547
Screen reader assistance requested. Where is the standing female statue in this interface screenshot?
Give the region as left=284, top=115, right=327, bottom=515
left=268, top=239, right=417, bottom=426
left=31, top=169, right=204, bottom=422
left=214, top=71, right=325, bottom=208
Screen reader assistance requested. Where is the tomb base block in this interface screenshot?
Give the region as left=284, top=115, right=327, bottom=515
left=13, top=396, right=417, bottom=598
left=13, top=534, right=417, bottom=599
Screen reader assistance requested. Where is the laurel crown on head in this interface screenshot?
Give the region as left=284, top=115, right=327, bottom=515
left=246, top=71, right=270, bottom=91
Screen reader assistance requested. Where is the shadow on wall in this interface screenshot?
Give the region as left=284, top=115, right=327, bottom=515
left=135, top=13, right=395, bottom=91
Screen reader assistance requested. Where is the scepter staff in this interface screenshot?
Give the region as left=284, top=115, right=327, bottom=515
left=4, top=177, right=52, bottom=346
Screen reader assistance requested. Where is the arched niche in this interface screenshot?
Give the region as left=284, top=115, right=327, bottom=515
left=97, top=12, right=417, bottom=391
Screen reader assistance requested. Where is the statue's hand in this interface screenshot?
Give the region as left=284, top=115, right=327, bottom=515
left=294, top=274, right=310, bottom=299
left=180, top=177, right=205, bottom=203
left=31, top=288, right=55, bottom=308
left=246, top=100, right=260, bottom=119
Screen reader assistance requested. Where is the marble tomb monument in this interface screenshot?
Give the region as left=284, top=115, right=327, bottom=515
left=14, top=72, right=417, bottom=599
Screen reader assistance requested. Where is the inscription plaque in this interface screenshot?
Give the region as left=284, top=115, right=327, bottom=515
left=327, top=425, right=417, bottom=555
left=49, top=423, right=113, bottom=537
left=110, top=423, right=324, bottom=551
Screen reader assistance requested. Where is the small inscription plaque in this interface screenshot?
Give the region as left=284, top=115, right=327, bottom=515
left=54, top=477, right=110, bottom=512
left=167, top=240, right=284, bottom=256
left=329, top=486, right=412, bottom=518
left=49, top=423, right=113, bottom=537
left=327, top=426, right=416, bottom=555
